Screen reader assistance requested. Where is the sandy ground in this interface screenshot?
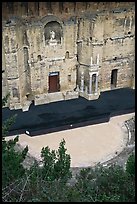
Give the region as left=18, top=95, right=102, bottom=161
left=5, top=113, right=134, bottom=168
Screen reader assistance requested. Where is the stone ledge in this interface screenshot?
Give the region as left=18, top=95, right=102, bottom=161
left=79, top=91, right=100, bottom=100
left=34, top=91, right=79, bottom=106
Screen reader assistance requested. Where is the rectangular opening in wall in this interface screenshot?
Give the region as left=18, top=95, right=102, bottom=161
left=68, top=74, right=71, bottom=82
left=111, top=69, right=118, bottom=89
left=48, top=72, right=60, bottom=93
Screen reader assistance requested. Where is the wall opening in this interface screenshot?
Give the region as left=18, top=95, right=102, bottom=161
left=68, top=74, right=71, bottom=82
left=65, top=8, right=69, bottom=13
left=48, top=72, right=60, bottom=93
left=113, top=57, right=117, bottom=61
left=92, top=74, right=96, bottom=93
left=37, top=55, right=42, bottom=61
left=44, top=21, right=62, bottom=45
left=65, top=51, right=69, bottom=59
left=111, top=69, right=118, bottom=89
left=26, top=93, right=32, bottom=101
left=12, top=87, right=19, bottom=98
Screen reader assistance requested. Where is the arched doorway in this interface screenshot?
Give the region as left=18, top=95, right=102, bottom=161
left=111, top=69, right=118, bottom=89
left=92, top=74, right=96, bottom=93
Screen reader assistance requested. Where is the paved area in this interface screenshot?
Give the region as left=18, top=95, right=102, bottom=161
left=2, top=88, right=135, bottom=136
left=5, top=113, right=134, bottom=168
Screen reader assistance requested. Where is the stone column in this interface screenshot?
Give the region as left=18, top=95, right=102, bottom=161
left=90, top=57, right=92, bottom=65
left=80, top=72, right=84, bottom=92
left=95, top=74, right=98, bottom=93
left=89, top=72, right=92, bottom=94
left=97, top=54, right=99, bottom=65
left=129, top=16, right=132, bottom=31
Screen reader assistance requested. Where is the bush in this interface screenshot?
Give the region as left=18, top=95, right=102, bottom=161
left=41, top=138, right=72, bottom=182
left=2, top=94, right=28, bottom=187
left=126, top=153, right=135, bottom=177
left=73, top=164, right=135, bottom=202
left=2, top=136, right=28, bottom=187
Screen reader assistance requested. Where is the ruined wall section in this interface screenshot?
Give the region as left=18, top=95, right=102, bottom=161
left=77, top=14, right=104, bottom=92
left=26, top=24, right=44, bottom=96
left=2, top=2, right=135, bottom=20
left=77, top=17, right=92, bottom=65
left=101, top=9, right=135, bottom=90
left=91, top=15, right=104, bottom=91
left=2, top=2, right=135, bottom=110
left=3, top=23, right=21, bottom=109
left=26, top=17, right=78, bottom=97
left=9, top=15, right=78, bottom=108
left=2, top=19, right=34, bottom=109
left=2, top=40, right=9, bottom=104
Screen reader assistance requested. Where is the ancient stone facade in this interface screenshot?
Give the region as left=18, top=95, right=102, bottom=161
left=2, top=2, right=135, bottom=111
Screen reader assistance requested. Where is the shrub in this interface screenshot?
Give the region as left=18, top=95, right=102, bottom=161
left=126, top=153, right=135, bottom=177
left=41, top=139, right=72, bottom=182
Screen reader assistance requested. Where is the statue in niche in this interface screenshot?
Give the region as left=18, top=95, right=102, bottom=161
left=50, top=30, right=55, bottom=40
left=49, top=30, right=57, bottom=46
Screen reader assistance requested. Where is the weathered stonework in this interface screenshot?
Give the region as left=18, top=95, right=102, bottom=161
left=2, top=2, right=135, bottom=111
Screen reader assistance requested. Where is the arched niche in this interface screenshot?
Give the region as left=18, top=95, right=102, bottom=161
left=92, top=74, right=96, bottom=93
left=65, top=51, right=69, bottom=59
left=12, top=87, right=19, bottom=98
left=44, top=21, right=63, bottom=45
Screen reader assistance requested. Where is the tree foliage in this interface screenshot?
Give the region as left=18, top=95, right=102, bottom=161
left=2, top=94, right=28, bottom=187
left=41, top=139, right=72, bottom=182
left=126, top=153, right=135, bottom=177
left=72, top=164, right=135, bottom=202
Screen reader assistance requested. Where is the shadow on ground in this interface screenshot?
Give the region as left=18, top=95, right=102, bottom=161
left=2, top=88, right=135, bottom=136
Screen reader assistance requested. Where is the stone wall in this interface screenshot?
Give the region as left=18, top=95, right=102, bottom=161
left=2, top=2, right=135, bottom=110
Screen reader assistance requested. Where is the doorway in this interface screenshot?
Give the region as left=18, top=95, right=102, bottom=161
left=111, top=69, right=118, bottom=89
left=92, top=74, right=96, bottom=93
left=48, top=72, right=60, bottom=93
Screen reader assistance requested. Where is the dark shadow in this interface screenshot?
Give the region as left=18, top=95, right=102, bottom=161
left=2, top=88, right=135, bottom=137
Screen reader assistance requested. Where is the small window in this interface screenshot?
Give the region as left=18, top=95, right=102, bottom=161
left=65, top=8, right=69, bottom=13
left=68, top=75, right=71, bottom=82
left=128, top=31, right=131, bottom=35
left=37, top=55, right=42, bottom=61
left=12, top=88, right=19, bottom=98
left=26, top=94, right=32, bottom=101
left=65, top=51, right=69, bottom=59
left=113, top=57, right=117, bottom=61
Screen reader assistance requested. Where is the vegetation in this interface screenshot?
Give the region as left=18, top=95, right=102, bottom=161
left=126, top=153, right=135, bottom=177
left=2, top=94, right=135, bottom=202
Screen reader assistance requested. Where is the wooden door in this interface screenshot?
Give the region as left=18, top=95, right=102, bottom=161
left=49, top=73, right=59, bottom=93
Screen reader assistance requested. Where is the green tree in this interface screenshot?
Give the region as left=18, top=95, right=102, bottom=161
left=41, top=139, right=72, bottom=182
left=126, top=153, right=135, bottom=177
left=72, top=164, right=135, bottom=202
left=2, top=94, right=28, bottom=187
